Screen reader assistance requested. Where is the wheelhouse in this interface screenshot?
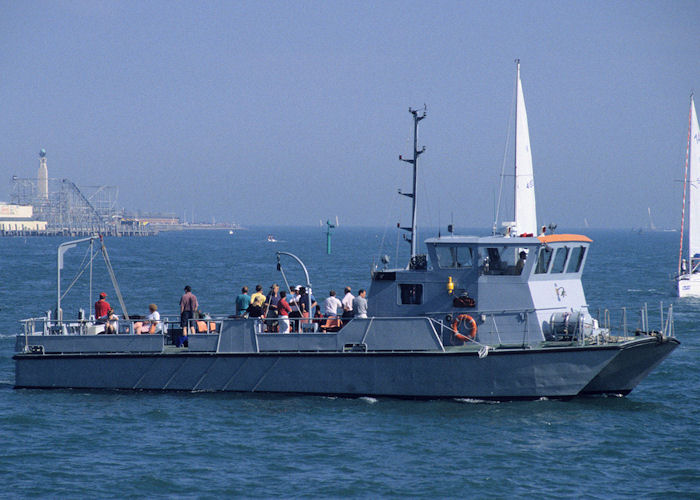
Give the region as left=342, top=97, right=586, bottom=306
left=368, top=234, right=593, bottom=343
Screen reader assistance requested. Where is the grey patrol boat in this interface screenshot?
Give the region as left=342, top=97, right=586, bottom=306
left=14, top=95, right=678, bottom=400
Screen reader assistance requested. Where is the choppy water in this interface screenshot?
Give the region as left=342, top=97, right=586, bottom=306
left=0, top=228, right=698, bottom=498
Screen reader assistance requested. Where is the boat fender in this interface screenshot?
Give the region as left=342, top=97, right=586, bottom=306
left=452, top=314, right=477, bottom=341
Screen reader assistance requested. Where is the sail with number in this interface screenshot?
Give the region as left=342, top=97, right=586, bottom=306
left=514, top=60, right=537, bottom=236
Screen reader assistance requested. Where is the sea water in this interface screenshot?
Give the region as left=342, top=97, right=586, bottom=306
left=0, top=228, right=698, bottom=498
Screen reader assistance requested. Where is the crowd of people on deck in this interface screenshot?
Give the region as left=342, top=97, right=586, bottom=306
left=234, top=283, right=367, bottom=333
left=93, top=282, right=369, bottom=341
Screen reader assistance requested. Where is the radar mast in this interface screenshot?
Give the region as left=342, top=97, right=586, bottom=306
left=398, top=106, right=426, bottom=265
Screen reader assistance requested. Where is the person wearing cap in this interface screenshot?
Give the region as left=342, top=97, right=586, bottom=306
left=95, top=292, right=111, bottom=320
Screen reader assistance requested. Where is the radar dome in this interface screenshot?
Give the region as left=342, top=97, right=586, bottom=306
left=39, top=149, right=46, bottom=158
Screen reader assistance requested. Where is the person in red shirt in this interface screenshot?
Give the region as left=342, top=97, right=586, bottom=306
left=95, top=292, right=110, bottom=319
left=277, top=291, right=292, bottom=333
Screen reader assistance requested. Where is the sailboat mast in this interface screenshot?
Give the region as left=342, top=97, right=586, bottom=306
left=514, top=59, right=520, bottom=228
left=678, top=94, right=694, bottom=276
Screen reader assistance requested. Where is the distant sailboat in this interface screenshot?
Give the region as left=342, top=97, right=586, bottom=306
left=648, top=207, right=656, bottom=231
left=514, top=60, right=538, bottom=236
left=496, top=60, right=538, bottom=237
left=676, top=94, right=700, bottom=297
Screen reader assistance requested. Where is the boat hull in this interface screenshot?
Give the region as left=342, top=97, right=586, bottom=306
left=580, top=336, right=679, bottom=395
left=15, top=346, right=621, bottom=400
left=677, top=274, right=700, bottom=297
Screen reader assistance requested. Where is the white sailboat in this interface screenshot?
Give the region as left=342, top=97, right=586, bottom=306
left=496, top=60, right=538, bottom=237
left=676, top=94, right=700, bottom=297
left=514, top=60, right=538, bottom=236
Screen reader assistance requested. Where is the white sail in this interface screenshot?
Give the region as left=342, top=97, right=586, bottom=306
left=514, top=61, right=537, bottom=236
left=688, top=97, right=700, bottom=261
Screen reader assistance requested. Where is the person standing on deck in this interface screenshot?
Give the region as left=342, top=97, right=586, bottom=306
left=264, top=284, right=281, bottom=332
left=288, top=286, right=302, bottom=332
left=248, top=284, right=266, bottom=318
left=353, top=289, right=368, bottom=319
left=323, top=290, right=342, bottom=317
left=95, top=292, right=110, bottom=320
left=235, top=286, right=251, bottom=317
left=180, top=285, right=198, bottom=335
left=277, top=291, right=292, bottom=334
left=341, top=287, right=354, bottom=319
left=298, top=287, right=317, bottom=318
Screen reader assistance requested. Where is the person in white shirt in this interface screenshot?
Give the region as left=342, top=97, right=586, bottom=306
left=287, top=285, right=302, bottom=332
left=341, top=286, right=354, bottom=319
left=134, top=303, right=161, bottom=334
left=146, top=303, right=162, bottom=333
left=323, top=290, right=342, bottom=317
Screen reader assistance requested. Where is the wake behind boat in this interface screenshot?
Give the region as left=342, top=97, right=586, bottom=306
left=13, top=64, right=678, bottom=399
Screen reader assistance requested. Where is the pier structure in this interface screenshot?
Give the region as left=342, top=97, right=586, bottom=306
left=7, top=150, right=155, bottom=237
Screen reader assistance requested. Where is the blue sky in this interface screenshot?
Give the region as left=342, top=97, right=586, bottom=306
left=1, top=1, right=698, bottom=229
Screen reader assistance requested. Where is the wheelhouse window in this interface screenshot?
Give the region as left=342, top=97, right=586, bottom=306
left=535, top=247, right=553, bottom=274
left=566, top=246, right=586, bottom=273
left=478, top=246, right=525, bottom=275
left=399, top=284, right=423, bottom=305
left=550, top=247, right=569, bottom=273
left=436, top=245, right=474, bottom=269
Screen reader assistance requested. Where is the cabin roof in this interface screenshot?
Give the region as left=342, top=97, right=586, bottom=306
left=537, top=234, right=593, bottom=243
left=425, top=233, right=592, bottom=246
left=425, top=235, right=537, bottom=245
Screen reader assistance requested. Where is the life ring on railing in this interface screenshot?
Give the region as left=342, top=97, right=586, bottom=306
left=452, top=314, right=477, bottom=341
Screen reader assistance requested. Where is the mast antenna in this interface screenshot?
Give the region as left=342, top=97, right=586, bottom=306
left=398, top=105, right=426, bottom=264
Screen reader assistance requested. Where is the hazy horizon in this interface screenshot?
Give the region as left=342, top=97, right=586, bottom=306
left=2, top=1, right=698, bottom=230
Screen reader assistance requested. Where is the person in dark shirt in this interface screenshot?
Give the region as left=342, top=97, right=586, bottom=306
left=264, top=284, right=280, bottom=332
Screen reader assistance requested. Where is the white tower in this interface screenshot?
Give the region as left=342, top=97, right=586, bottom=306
left=37, top=149, right=48, bottom=201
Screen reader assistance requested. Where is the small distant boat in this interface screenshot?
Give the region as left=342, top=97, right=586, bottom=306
left=267, top=234, right=277, bottom=242
left=228, top=230, right=234, bottom=235
left=676, top=94, right=700, bottom=297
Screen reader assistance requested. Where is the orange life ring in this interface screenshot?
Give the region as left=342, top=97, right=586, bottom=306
left=452, top=314, right=477, bottom=341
